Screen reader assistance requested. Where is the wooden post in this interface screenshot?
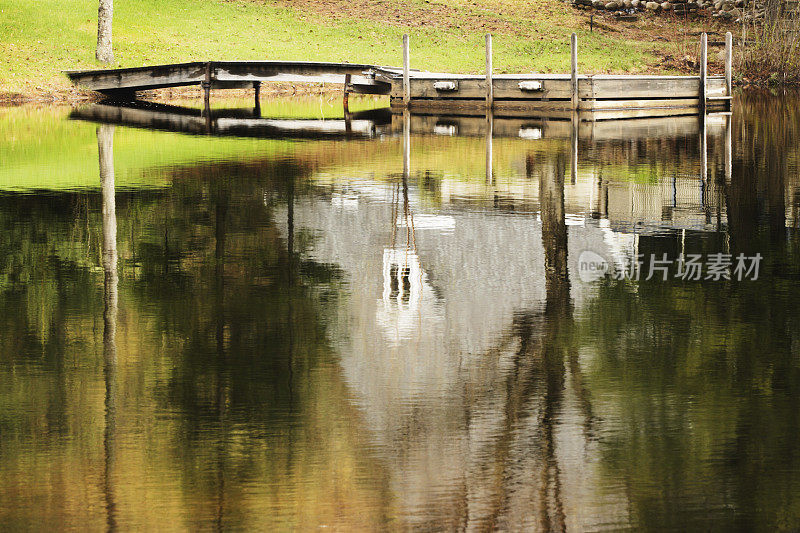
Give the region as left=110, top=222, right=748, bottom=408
left=485, top=34, right=493, bottom=110
left=343, top=73, right=351, bottom=113
left=700, top=33, right=707, bottom=111
left=571, top=33, right=579, bottom=111
left=253, top=81, right=261, bottom=117
left=725, top=31, right=733, bottom=100
left=402, top=34, right=410, bottom=106
left=203, top=62, right=212, bottom=119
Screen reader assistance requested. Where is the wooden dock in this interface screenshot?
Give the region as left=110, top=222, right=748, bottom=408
left=65, top=33, right=733, bottom=119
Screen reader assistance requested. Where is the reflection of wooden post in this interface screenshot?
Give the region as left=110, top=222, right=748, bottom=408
left=403, top=34, right=410, bottom=107
left=725, top=113, right=732, bottom=184
left=403, top=110, right=411, bottom=181
left=571, top=33, right=578, bottom=111
left=486, top=113, right=493, bottom=185
left=700, top=33, right=707, bottom=112
left=98, top=123, right=118, bottom=532
left=485, top=34, right=493, bottom=110
left=571, top=114, right=578, bottom=185
left=701, top=112, right=708, bottom=181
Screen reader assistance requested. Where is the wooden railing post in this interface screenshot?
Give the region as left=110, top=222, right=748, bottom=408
left=571, top=33, right=578, bottom=110
left=485, top=34, right=493, bottom=110
left=700, top=33, right=708, bottom=110
left=403, top=34, right=410, bottom=106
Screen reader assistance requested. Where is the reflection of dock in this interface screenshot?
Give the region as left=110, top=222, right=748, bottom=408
left=71, top=102, right=726, bottom=142
left=70, top=102, right=393, bottom=139
left=392, top=113, right=725, bottom=141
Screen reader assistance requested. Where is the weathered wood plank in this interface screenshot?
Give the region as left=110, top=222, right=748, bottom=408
left=591, top=77, right=700, bottom=98
left=391, top=78, right=587, bottom=100
left=65, top=60, right=392, bottom=92
left=66, top=62, right=207, bottom=91
left=390, top=76, right=727, bottom=100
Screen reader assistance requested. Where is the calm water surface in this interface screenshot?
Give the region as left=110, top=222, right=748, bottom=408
left=1, top=94, right=799, bottom=530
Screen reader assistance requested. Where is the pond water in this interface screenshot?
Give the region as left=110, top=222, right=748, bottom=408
left=0, top=93, right=799, bottom=530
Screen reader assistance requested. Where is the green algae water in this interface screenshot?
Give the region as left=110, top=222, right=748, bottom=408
left=0, top=94, right=799, bottom=530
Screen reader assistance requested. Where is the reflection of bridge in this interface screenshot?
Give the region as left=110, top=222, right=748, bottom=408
left=70, top=102, right=393, bottom=139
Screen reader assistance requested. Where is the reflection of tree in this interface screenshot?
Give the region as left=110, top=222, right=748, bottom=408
left=122, top=158, right=393, bottom=527
left=99, top=124, right=118, bottom=532
left=0, top=153, right=392, bottom=528
left=453, top=152, right=588, bottom=530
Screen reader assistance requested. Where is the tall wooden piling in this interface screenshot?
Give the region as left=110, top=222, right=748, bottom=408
left=403, top=34, right=410, bottom=106
left=700, top=33, right=708, bottom=109
left=485, top=34, right=493, bottom=110
left=570, top=33, right=578, bottom=111
left=202, top=62, right=212, bottom=117
left=724, top=31, right=733, bottom=98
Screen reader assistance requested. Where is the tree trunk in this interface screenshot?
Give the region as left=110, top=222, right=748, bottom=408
left=96, top=0, right=114, bottom=63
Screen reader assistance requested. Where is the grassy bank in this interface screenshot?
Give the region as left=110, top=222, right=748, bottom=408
left=0, top=0, right=732, bottom=100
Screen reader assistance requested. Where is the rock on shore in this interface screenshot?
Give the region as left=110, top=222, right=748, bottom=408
left=572, top=0, right=765, bottom=23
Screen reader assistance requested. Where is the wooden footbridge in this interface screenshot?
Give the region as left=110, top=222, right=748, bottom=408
left=65, top=33, right=733, bottom=119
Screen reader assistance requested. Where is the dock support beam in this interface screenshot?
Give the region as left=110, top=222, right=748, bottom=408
left=343, top=73, right=351, bottom=113
left=700, top=33, right=707, bottom=112
left=571, top=33, right=579, bottom=111
left=403, top=34, right=410, bottom=107
left=202, top=62, right=212, bottom=118
left=253, top=81, right=261, bottom=117
left=485, top=34, right=493, bottom=110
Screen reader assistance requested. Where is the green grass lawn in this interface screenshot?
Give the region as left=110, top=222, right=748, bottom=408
left=0, top=0, right=677, bottom=95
